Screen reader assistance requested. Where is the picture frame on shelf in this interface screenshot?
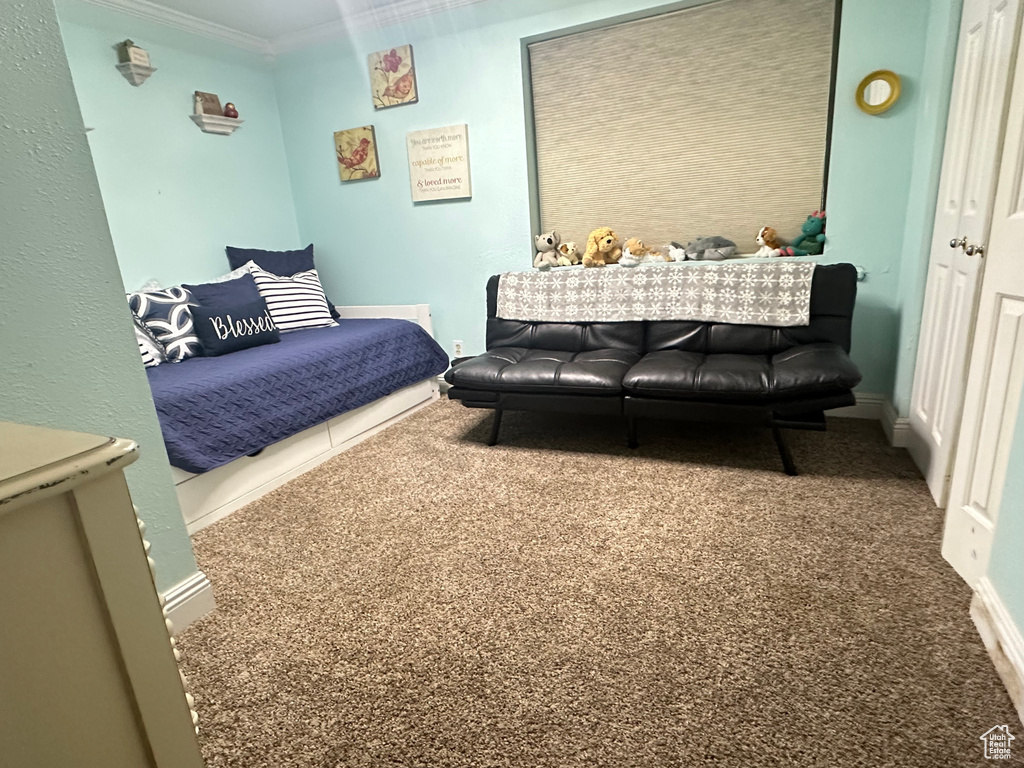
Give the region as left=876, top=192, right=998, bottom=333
left=194, top=91, right=223, bottom=116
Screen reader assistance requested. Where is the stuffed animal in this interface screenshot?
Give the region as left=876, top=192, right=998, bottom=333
left=775, top=211, right=826, bottom=257
left=556, top=241, right=580, bottom=266
left=583, top=227, right=622, bottom=267
left=668, top=239, right=733, bottom=261
left=682, top=236, right=736, bottom=261
left=754, top=226, right=784, bottom=258
left=621, top=237, right=672, bottom=266
left=668, top=243, right=687, bottom=262
left=534, top=231, right=561, bottom=269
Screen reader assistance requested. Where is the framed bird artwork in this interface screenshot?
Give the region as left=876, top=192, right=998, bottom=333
left=368, top=45, right=418, bottom=109
left=334, top=126, right=380, bottom=182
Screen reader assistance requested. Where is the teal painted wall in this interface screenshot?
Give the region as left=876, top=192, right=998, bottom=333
left=272, top=0, right=957, bottom=398
left=988, top=378, right=1024, bottom=631
left=55, top=0, right=301, bottom=291
left=825, top=0, right=961, bottom=403
left=0, top=0, right=196, bottom=592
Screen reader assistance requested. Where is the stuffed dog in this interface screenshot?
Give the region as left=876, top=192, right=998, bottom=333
left=583, top=227, right=622, bottom=267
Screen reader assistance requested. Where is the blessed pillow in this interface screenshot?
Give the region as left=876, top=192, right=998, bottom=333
left=225, top=244, right=340, bottom=319
left=248, top=263, right=338, bottom=333
left=128, top=286, right=201, bottom=363
left=184, top=272, right=261, bottom=307
left=192, top=299, right=280, bottom=356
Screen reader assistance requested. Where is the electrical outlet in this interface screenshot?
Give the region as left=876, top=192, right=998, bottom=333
left=453, top=340, right=464, bottom=357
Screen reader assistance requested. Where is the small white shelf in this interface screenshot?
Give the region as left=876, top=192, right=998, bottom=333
left=116, top=62, right=156, bottom=86
left=189, top=114, right=244, bottom=136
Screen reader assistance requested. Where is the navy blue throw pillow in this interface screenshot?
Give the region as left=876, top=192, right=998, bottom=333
left=224, top=244, right=340, bottom=320
left=184, top=273, right=261, bottom=307
left=225, top=244, right=315, bottom=273
left=192, top=299, right=280, bottom=357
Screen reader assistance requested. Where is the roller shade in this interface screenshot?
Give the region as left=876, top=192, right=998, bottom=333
left=528, top=0, right=835, bottom=252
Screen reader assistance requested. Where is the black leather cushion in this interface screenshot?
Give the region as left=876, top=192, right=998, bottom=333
left=622, top=342, right=861, bottom=401
left=487, top=319, right=643, bottom=352
left=445, top=347, right=639, bottom=395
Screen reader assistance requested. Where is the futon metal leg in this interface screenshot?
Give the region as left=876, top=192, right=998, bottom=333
left=488, top=409, right=503, bottom=446
left=772, top=426, right=798, bottom=476
left=627, top=416, right=638, bottom=449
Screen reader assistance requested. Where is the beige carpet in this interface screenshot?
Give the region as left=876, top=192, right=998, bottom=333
left=179, top=401, right=1023, bottom=767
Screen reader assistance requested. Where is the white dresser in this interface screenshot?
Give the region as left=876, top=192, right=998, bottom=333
left=0, top=422, right=204, bottom=768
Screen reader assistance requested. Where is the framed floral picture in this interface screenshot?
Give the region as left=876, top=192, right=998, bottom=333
left=334, top=125, right=380, bottom=182
left=368, top=45, right=418, bottom=109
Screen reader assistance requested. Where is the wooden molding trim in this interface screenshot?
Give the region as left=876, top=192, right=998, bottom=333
left=161, top=570, right=215, bottom=636
left=973, top=577, right=1024, bottom=727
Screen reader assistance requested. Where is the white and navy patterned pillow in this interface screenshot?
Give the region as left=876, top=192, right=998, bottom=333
left=132, top=317, right=165, bottom=368
left=248, top=263, right=338, bottom=333
left=128, top=286, right=202, bottom=362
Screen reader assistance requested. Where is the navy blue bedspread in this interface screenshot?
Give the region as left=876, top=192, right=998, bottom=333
left=147, top=318, right=449, bottom=473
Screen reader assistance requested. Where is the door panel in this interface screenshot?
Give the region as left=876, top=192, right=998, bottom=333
left=944, top=15, right=1024, bottom=583
left=908, top=0, right=1021, bottom=506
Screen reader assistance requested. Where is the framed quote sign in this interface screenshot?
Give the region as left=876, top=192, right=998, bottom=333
left=406, top=124, right=471, bottom=202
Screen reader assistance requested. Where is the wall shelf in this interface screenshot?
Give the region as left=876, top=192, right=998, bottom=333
left=189, top=114, right=243, bottom=136
left=116, top=62, right=156, bottom=86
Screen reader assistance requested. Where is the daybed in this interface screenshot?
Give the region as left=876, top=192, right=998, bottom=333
left=160, top=304, right=448, bottom=532
left=445, top=263, right=861, bottom=474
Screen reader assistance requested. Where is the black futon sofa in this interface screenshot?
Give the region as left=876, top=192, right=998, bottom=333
left=445, top=263, right=862, bottom=474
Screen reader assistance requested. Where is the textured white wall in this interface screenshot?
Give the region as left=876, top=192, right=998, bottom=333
left=0, top=0, right=197, bottom=591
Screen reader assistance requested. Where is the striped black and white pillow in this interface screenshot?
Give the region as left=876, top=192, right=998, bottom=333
left=133, top=317, right=165, bottom=368
left=248, top=263, right=338, bottom=332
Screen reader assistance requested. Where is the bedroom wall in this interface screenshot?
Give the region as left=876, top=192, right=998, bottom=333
left=272, top=0, right=957, bottom=402
left=54, top=0, right=301, bottom=291
left=0, top=0, right=197, bottom=593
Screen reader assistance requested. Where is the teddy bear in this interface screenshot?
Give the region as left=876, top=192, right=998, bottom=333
left=583, top=227, right=622, bottom=267
left=556, top=241, right=580, bottom=266
left=775, top=211, right=826, bottom=257
left=753, top=226, right=784, bottom=257
left=534, top=231, right=561, bottom=269
left=620, top=237, right=672, bottom=266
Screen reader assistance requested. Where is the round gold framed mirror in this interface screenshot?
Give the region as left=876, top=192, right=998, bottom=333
left=856, top=70, right=901, bottom=115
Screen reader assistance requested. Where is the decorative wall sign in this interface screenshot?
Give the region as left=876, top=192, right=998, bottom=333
left=406, top=124, right=471, bottom=202
left=368, top=45, right=418, bottom=109
left=335, top=125, right=380, bottom=182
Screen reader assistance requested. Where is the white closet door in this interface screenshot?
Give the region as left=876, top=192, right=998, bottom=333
left=907, top=0, right=1020, bottom=506
left=943, top=18, right=1024, bottom=585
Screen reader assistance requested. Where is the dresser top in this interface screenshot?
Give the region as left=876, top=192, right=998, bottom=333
left=0, top=422, right=138, bottom=513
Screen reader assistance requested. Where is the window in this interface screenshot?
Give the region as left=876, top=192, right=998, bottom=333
left=526, top=0, right=837, bottom=251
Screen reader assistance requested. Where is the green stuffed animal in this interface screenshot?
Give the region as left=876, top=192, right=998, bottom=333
left=776, top=211, right=826, bottom=257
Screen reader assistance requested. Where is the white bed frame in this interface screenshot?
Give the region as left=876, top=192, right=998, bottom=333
left=171, top=304, right=441, bottom=535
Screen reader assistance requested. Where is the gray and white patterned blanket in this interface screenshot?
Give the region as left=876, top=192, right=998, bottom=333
left=496, top=261, right=816, bottom=326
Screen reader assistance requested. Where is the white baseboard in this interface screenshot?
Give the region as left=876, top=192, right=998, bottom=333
left=830, top=392, right=885, bottom=420
left=161, top=570, right=215, bottom=635
left=881, top=399, right=910, bottom=447
left=973, top=577, right=1024, bottom=727
left=829, top=392, right=908, bottom=448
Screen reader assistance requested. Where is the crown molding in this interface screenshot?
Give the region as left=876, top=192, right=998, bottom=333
left=79, top=0, right=273, bottom=55
left=271, top=0, right=489, bottom=54
left=78, top=0, right=490, bottom=58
